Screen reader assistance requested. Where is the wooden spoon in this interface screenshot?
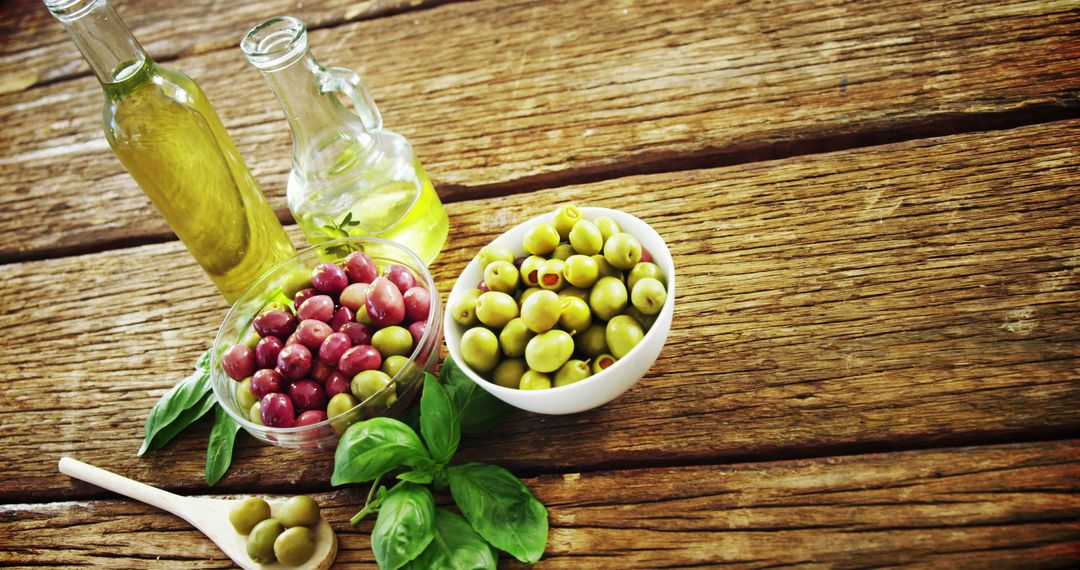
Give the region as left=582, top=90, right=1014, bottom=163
left=58, top=457, right=338, bottom=570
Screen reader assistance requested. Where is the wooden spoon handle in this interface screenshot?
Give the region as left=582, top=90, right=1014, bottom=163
left=59, top=457, right=184, bottom=514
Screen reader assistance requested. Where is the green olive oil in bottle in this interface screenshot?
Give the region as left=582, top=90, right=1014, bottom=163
left=46, top=0, right=296, bottom=303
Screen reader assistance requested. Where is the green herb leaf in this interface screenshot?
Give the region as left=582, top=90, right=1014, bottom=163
left=401, top=508, right=498, bottom=570
left=397, top=457, right=440, bottom=485
left=149, top=390, right=217, bottom=451
left=447, top=462, right=548, bottom=563
left=332, top=417, right=430, bottom=486
left=138, top=350, right=214, bottom=455
left=205, top=404, right=241, bottom=486
left=371, top=483, right=436, bottom=570
left=420, top=373, right=460, bottom=464
left=440, top=356, right=510, bottom=434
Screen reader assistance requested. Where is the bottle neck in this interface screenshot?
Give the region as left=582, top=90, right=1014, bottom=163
left=46, top=0, right=150, bottom=85
left=261, top=53, right=361, bottom=152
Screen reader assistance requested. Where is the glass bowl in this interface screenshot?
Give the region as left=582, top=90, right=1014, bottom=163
left=211, top=237, right=442, bottom=449
left=444, top=207, right=675, bottom=414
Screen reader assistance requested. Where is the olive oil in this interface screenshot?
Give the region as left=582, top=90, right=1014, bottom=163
left=104, top=61, right=296, bottom=302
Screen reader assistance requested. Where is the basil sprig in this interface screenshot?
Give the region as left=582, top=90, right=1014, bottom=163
left=138, top=349, right=214, bottom=455
left=333, top=357, right=548, bottom=568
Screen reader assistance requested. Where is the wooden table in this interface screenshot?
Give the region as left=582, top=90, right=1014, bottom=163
left=2, top=0, right=1079, bottom=567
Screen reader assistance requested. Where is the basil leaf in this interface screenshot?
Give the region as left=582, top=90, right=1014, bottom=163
left=447, top=462, right=548, bottom=563
left=331, top=417, right=430, bottom=486
left=397, top=457, right=440, bottom=485
left=440, top=356, right=510, bottom=434
left=371, top=483, right=435, bottom=570
left=148, top=389, right=216, bottom=452
left=420, top=373, right=460, bottom=464
left=137, top=349, right=213, bottom=455
left=205, top=404, right=241, bottom=486
left=402, top=508, right=497, bottom=570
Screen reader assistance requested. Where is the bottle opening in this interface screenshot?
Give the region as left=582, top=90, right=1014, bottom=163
left=242, top=16, right=308, bottom=72
left=43, top=0, right=99, bottom=21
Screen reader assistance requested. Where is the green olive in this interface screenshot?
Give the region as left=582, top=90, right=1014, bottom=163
left=246, top=518, right=284, bottom=564
left=492, top=358, right=528, bottom=389
left=594, top=216, right=622, bottom=242
left=569, top=219, right=603, bottom=255
left=351, top=370, right=398, bottom=407
left=249, top=402, right=264, bottom=425
left=229, top=497, right=271, bottom=535
left=274, top=526, right=317, bottom=566
left=623, top=306, right=657, bottom=331
left=476, top=244, right=514, bottom=270
left=236, top=378, right=258, bottom=412
left=460, top=327, right=500, bottom=372
left=552, top=243, right=575, bottom=261
left=538, top=259, right=567, bottom=291
left=575, top=323, right=609, bottom=357
left=372, top=326, right=414, bottom=357
left=451, top=289, right=482, bottom=326
left=519, top=256, right=546, bottom=287
left=483, top=260, right=520, bottom=294
left=277, top=495, right=321, bottom=528
left=589, top=276, right=628, bottom=320
left=552, top=204, right=583, bottom=239
left=558, top=296, right=592, bottom=333
left=475, top=291, right=520, bottom=328
left=627, top=262, right=663, bottom=292
left=592, top=353, right=617, bottom=374
left=327, top=393, right=359, bottom=434
left=525, top=330, right=574, bottom=373
left=631, top=277, right=667, bottom=315
left=241, top=329, right=262, bottom=349
left=499, top=318, right=534, bottom=358
left=519, top=369, right=552, bottom=390
left=280, top=267, right=314, bottom=298
left=520, top=290, right=560, bottom=333
left=604, top=232, right=642, bottom=270
left=340, top=283, right=369, bottom=312
left=518, top=286, right=543, bottom=305
left=355, top=303, right=374, bottom=325
left=606, top=315, right=644, bottom=359
left=591, top=254, right=623, bottom=280
left=559, top=286, right=589, bottom=302
left=381, top=354, right=413, bottom=379
left=523, top=223, right=560, bottom=256
left=554, top=360, right=591, bottom=387
left=563, top=255, right=599, bottom=289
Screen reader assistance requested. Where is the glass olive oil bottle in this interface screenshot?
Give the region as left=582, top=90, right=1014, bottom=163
left=46, top=0, right=296, bottom=303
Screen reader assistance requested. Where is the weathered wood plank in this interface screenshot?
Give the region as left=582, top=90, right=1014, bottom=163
left=2, top=441, right=1078, bottom=568
left=1, top=0, right=1077, bottom=259
left=0, top=120, right=1076, bottom=499
left=0, top=0, right=449, bottom=95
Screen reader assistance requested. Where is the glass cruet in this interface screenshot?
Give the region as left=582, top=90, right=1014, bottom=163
left=241, top=16, right=449, bottom=265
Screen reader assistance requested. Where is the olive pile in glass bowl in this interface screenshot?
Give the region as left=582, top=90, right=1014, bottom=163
left=211, top=237, right=442, bottom=450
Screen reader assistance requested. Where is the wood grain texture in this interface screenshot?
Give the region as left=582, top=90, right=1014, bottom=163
left=0, top=0, right=449, bottom=94
left=1, top=120, right=1076, bottom=500
left=2, top=0, right=1078, bottom=259
left=2, top=441, right=1078, bottom=568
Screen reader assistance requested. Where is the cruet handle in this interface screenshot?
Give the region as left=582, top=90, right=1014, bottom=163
left=318, top=66, right=383, bottom=132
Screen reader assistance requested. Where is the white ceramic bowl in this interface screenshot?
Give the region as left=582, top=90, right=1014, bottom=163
left=444, top=207, right=675, bottom=414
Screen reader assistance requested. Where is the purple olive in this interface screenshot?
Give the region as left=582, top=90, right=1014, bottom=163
left=295, top=409, right=328, bottom=427
left=250, top=368, right=283, bottom=399
left=384, top=265, right=417, bottom=294
left=310, top=361, right=333, bottom=383
left=288, top=380, right=327, bottom=412
left=253, top=310, right=295, bottom=339
left=297, top=295, right=335, bottom=322
left=403, top=287, right=431, bottom=323
left=408, top=320, right=427, bottom=346
left=340, top=323, right=373, bottom=346
left=344, top=251, right=378, bottom=284
left=260, top=393, right=295, bottom=427
left=277, top=344, right=313, bottom=381
left=221, top=344, right=255, bottom=381
left=319, top=332, right=353, bottom=365
left=295, top=319, right=333, bottom=351
left=339, top=283, right=369, bottom=312
left=325, top=372, right=351, bottom=398
left=254, top=336, right=284, bottom=370
left=329, top=306, right=354, bottom=331
left=366, top=277, right=405, bottom=327
left=338, top=345, right=382, bottom=377
left=311, top=263, right=348, bottom=294
left=292, top=288, right=318, bottom=311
